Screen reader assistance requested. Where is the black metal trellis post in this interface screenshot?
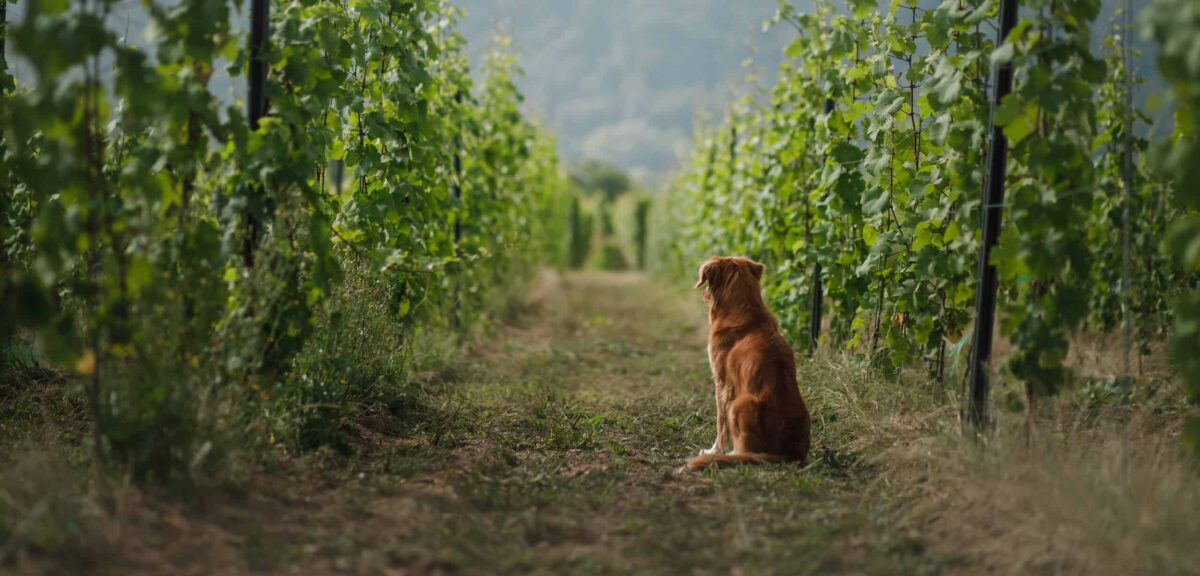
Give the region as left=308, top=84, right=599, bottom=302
left=249, top=0, right=269, bottom=130
left=451, top=91, right=464, bottom=330
left=1, top=0, right=7, bottom=87
left=809, top=263, right=823, bottom=354
left=332, top=160, right=344, bottom=196
left=453, top=92, right=464, bottom=245
left=966, top=0, right=1019, bottom=429
left=1119, top=0, right=1135, bottom=398
left=243, top=0, right=270, bottom=268
left=727, top=124, right=738, bottom=200
left=809, top=98, right=835, bottom=354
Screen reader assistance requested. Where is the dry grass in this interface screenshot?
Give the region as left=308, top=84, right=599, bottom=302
left=803, top=340, right=1200, bottom=575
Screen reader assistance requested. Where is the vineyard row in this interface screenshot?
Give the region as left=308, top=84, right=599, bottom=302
left=0, top=0, right=569, bottom=480
left=650, top=0, right=1200, bottom=447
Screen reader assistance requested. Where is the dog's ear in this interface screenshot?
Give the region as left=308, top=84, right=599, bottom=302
left=694, top=260, right=710, bottom=288
left=695, top=259, right=723, bottom=288
left=749, top=260, right=765, bottom=281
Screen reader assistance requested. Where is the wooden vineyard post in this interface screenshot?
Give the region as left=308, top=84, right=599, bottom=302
left=243, top=0, right=270, bottom=268
left=966, top=0, right=1019, bottom=429
left=809, top=97, right=835, bottom=354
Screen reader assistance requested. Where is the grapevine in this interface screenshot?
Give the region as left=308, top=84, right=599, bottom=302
left=0, top=0, right=566, bottom=478
left=654, top=0, right=1187, bottom=430
left=1143, top=0, right=1200, bottom=452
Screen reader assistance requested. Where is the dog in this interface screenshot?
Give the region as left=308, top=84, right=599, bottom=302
left=686, top=256, right=811, bottom=471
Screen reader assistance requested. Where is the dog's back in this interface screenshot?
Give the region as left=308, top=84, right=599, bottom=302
left=688, top=257, right=811, bottom=470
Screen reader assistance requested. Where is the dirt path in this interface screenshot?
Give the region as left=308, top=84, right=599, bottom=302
left=33, top=271, right=937, bottom=575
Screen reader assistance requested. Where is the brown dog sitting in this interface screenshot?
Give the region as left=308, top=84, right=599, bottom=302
left=686, top=256, right=811, bottom=471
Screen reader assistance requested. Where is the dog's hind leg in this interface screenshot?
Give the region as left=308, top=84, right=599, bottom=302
left=727, top=395, right=770, bottom=454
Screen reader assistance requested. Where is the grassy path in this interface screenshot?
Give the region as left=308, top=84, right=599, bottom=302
left=18, top=271, right=938, bottom=575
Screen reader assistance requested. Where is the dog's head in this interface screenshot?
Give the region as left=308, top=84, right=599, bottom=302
left=694, top=256, right=765, bottom=309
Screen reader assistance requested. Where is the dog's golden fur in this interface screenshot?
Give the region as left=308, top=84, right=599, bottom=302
left=686, top=256, right=811, bottom=471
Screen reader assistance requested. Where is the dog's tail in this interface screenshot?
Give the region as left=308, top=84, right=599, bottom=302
left=685, top=452, right=797, bottom=471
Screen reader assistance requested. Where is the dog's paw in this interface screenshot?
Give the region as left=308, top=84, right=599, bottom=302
left=698, top=447, right=717, bottom=456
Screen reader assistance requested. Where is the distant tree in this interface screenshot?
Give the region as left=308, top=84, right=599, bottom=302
left=571, top=159, right=632, bottom=202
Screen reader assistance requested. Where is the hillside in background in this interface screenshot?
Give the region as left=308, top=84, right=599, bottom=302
left=456, top=0, right=794, bottom=180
